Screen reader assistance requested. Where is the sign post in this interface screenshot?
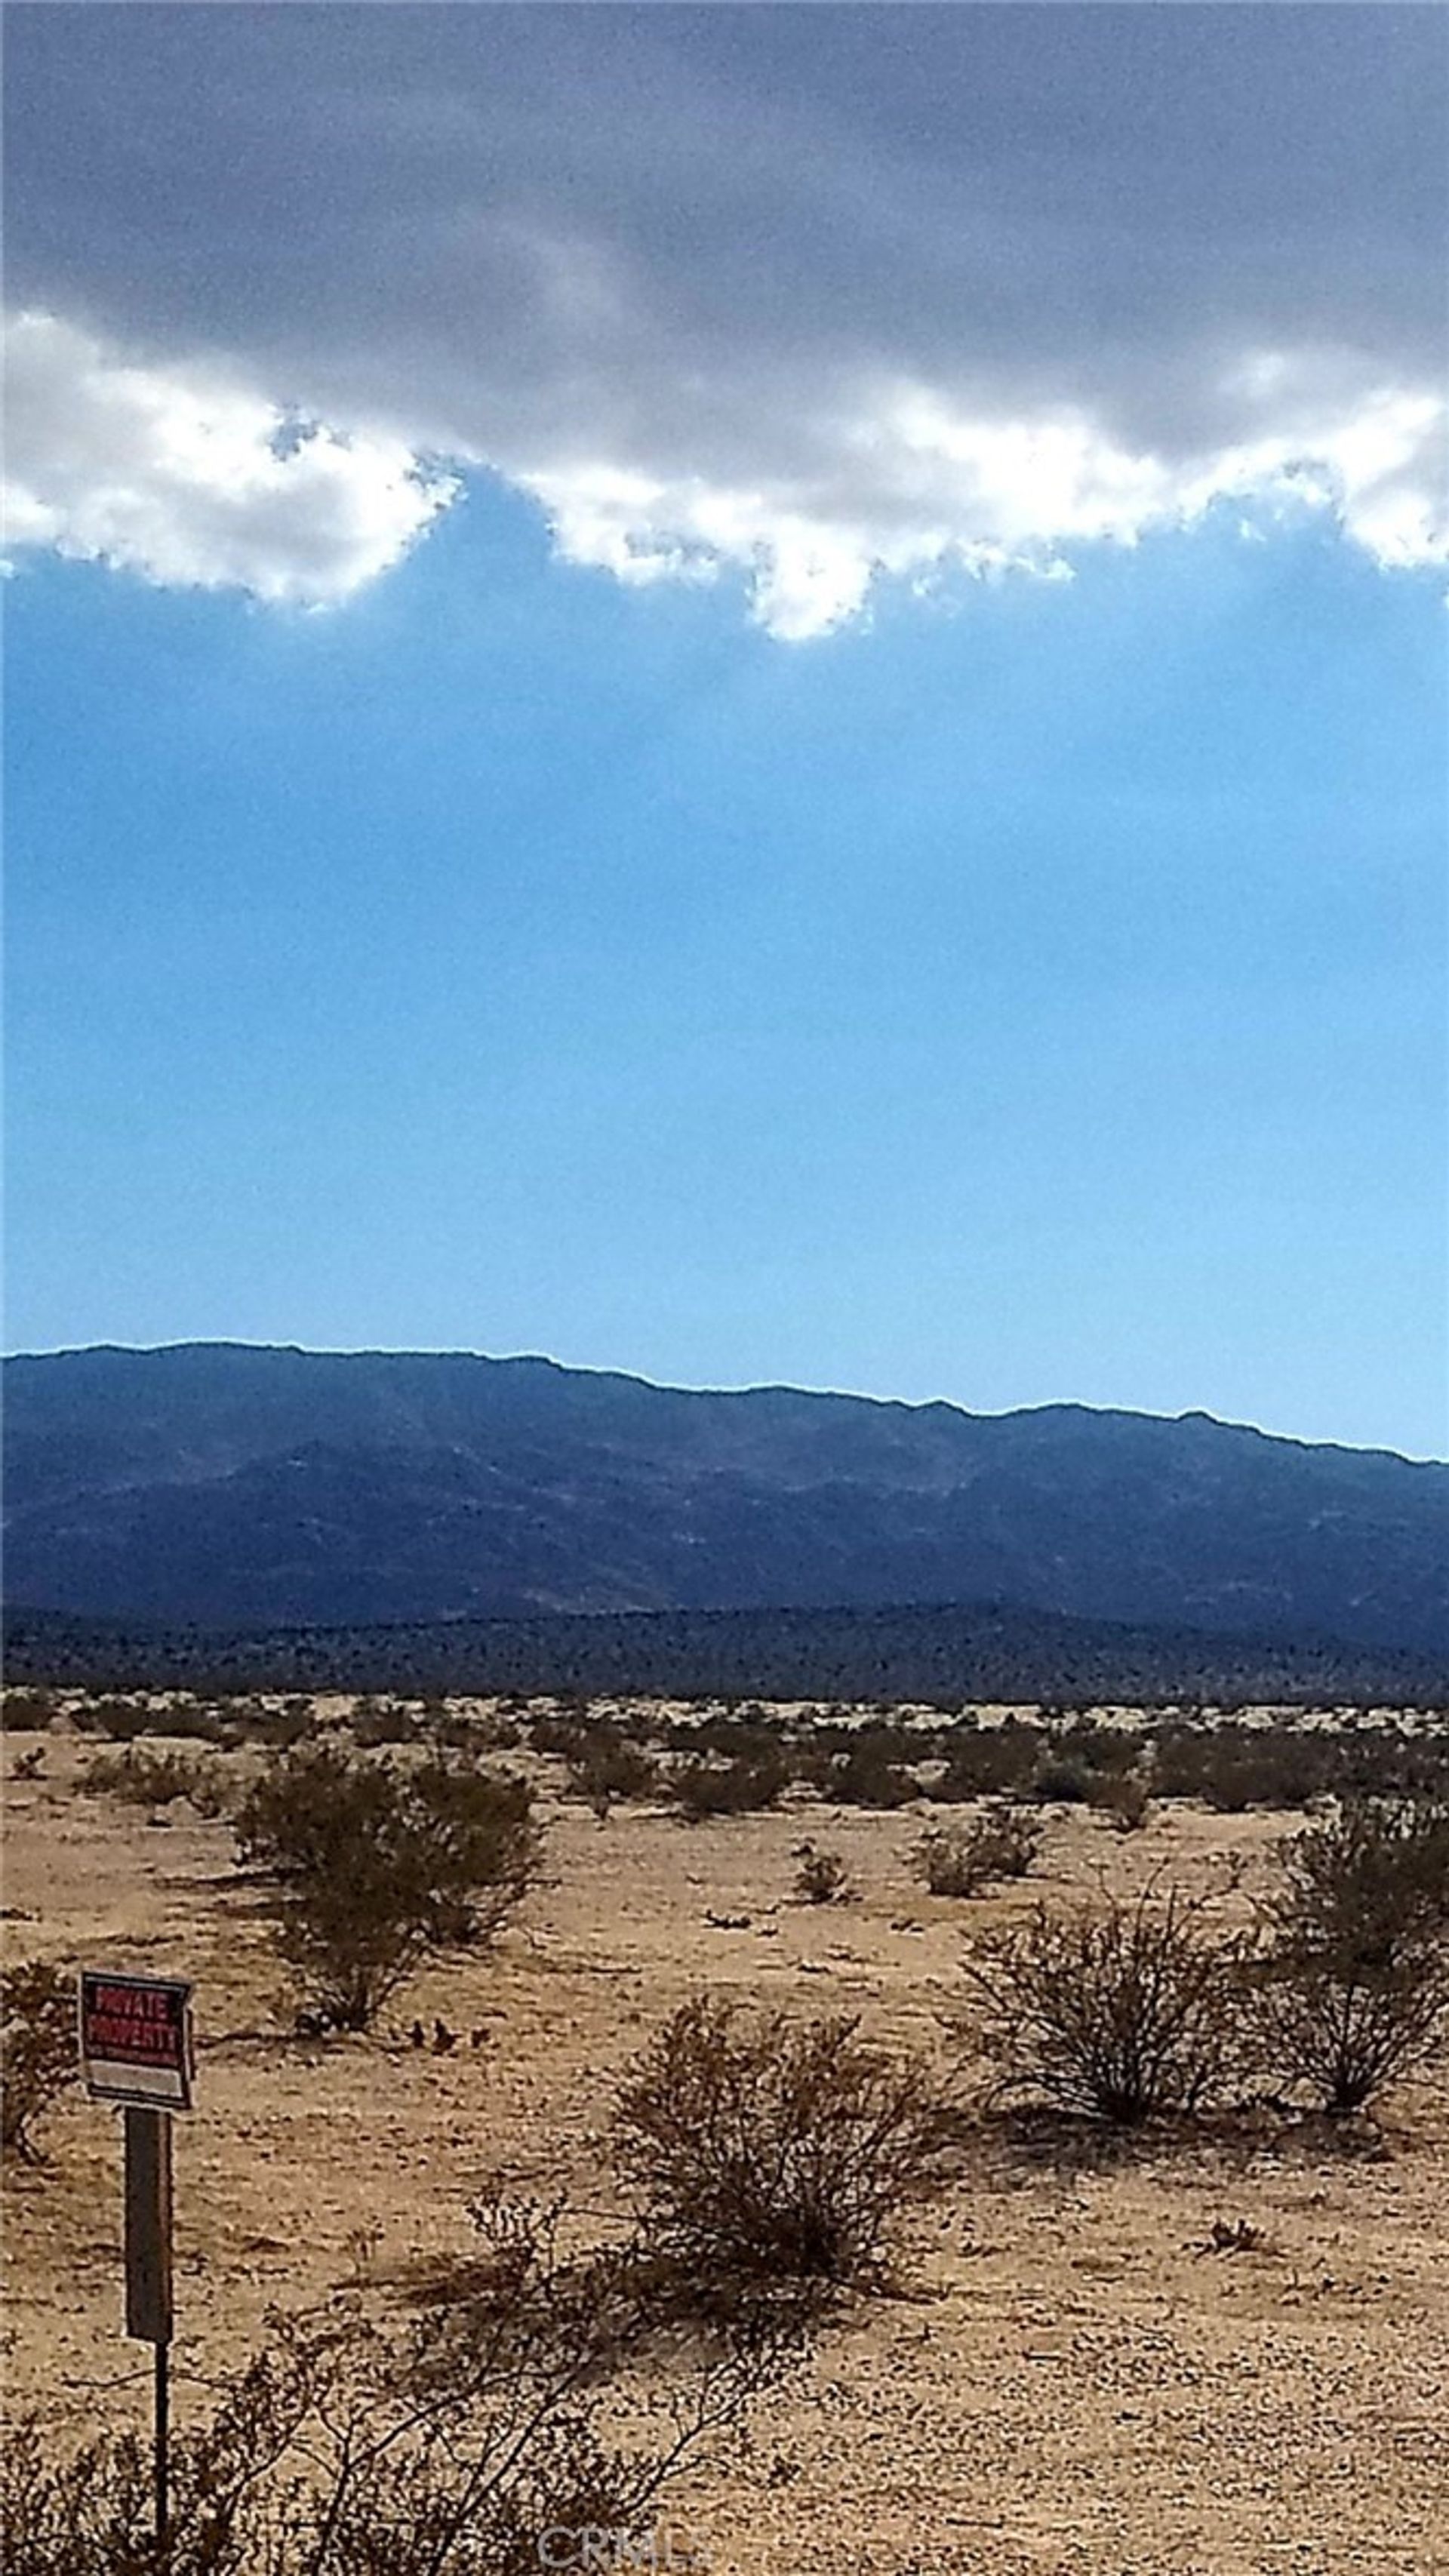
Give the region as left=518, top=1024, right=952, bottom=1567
left=79, top=1971, right=195, bottom=2560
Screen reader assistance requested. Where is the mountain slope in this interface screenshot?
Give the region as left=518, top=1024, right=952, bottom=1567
left=4, top=1343, right=1446, bottom=1651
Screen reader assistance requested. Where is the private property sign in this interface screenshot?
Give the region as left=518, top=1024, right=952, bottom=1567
left=79, top=1971, right=195, bottom=2111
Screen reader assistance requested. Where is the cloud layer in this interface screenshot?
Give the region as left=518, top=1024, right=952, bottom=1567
left=4, top=313, right=455, bottom=604
left=5, top=8, right=1444, bottom=633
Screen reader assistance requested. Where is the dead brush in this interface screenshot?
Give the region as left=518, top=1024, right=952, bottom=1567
left=0, top=2216, right=800, bottom=2576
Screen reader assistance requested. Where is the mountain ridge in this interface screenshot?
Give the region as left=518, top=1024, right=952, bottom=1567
left=7, top=1339, right=1438, bottom=1466
left=5, top=1342, right=1446, bottom=1652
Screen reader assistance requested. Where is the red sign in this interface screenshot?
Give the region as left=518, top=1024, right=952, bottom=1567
left=80, top=1971, right=195, bottom=2110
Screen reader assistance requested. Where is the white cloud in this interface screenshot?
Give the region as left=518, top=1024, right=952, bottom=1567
left=2, top=312, right=457, bottom=605
left=518, top=365, right=1445, bottom=640
left=5, top=11, right=1445, bottom=636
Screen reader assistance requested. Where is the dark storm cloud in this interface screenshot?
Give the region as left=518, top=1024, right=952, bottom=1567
left=5, top=7, right=1444, bottom=629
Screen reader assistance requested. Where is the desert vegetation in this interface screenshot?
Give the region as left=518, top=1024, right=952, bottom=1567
left=5, top=1689, right=1449, bottom=2571
left=1248, top=1794, right=1449, bottom=2110
left=232, top=1741, right=539, bottom=2028
left=914, top=1802, right=1041, bottom=1898
left=612, top=1998, right=958, bottom=2311
left=960, top=1884, right=1246, bottom=2123
left=1, top=1957, right=77, bottom=2161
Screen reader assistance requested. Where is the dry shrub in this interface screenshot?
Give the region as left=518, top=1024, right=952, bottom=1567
left=1092, top=1771, right=1154, bottom=1834
left=962, top=1886, right=1244, bottom=2124
left=72, top=1696, right=158, bottom=1740
left=612, top=1996, right=958, bottom=2304
left=1, top=1688, right=58, bottom=1732
left=829, top=1732, right=918, bottom=1811
left=915, top=1802, right=1041, bottom=1897
left=1251, top=1796, right=1449, bottom=2110
left=347, top=1696, right=423, bottom=1748
left=928, top=1721, right=1041, bottom=1803
left=1053, top=1719, right=1140, bottom=1779
left=529, top=1713, right=590, bottom=1760
left=2, top=1957, right=76, bottom=2161
left=1023, top=1755, right=1094, bottom=1807
left=233, top=1744, right=539, bottom=2029
left=790, top=1841, right=855, bottom=1905
left=669, top=1750, right=789, bottom=1821
left=1149, top=1722, right=1340, bottom=1813
left=688, top=1708, right=785, bottom=1763
left=565, top=1736, right=660, bottom=1813
left=0, top=2217, right=792, bottom=2576
left=84, top=1747, right=227, bottom=1815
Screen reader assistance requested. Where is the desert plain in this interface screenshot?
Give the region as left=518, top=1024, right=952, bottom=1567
left=4, top=1700, right=1447, bottom=2576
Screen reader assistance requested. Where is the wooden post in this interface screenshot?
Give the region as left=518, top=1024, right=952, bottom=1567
left=124, top=2107, right=174, bottom=2552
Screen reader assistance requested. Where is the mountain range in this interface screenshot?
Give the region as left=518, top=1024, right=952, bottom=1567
left=4, top=1343, right=1445, bottom=1657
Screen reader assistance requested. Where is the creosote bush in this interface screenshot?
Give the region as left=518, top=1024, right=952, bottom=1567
left=961, top=1886, right=1244, bottom=2125
left=1251, top=1796, right=1449, bottom=2110
left=1149, top=1722, right=1341, bottom=1814
left=1092, top=1770, right=1154, bottom=1834
left=233, top=1743, right=539, bottom=2029
left=612, top=1996, right=958, bottom=2306
left=915, top=1802, right=1042, bottom=1897
left=2, top=1957, right=76, bottom=2161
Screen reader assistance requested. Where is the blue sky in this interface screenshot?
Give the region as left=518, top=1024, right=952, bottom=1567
left=5, top=8, right=1446, bottom=1457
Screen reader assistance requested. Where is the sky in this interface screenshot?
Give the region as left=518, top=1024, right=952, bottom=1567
left=4, top=5, right=1447, bottom=1458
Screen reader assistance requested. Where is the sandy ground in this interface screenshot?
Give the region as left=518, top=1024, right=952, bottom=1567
left=4, top=1712, right=1447, bottom=2574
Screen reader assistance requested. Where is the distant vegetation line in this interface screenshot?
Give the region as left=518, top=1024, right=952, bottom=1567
left=5, top=1600, right=1444, bottom=1707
